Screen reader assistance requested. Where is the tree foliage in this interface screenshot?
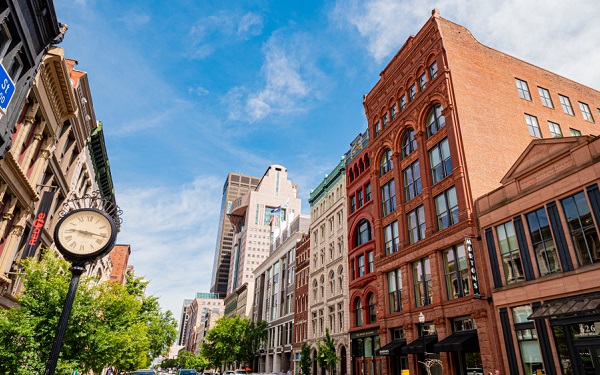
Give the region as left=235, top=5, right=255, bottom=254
left=300, top=342, right=312, bottom=375
left=0, top=250, right=177, bottom=374
left=201, top=316, right=267, bottom=371
left=317, top=329, right=338, bottom=375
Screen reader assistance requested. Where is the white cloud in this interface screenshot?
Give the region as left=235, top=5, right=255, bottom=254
left=188, top=86, right=210, bottom=96
left=188, top=11, right=264, bottom=59
left=118, top=12, right=151, bottom=30
left=225, top=31, right=326, bottom=123
left=332, top=0, right=600, bottom=88
left=116, top=176, right=224, bottom=316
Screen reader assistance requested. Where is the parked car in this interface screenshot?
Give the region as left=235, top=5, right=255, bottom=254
left=131, top=371, right=156, bottom=375
left=177, top=370, right=198, bottom=375
left=224, top=371, right=235, bottom=375
left=235, top=371, right=247, bottom=375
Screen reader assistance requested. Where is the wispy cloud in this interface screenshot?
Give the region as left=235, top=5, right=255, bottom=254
left=116, top=176, right=224, bottom=315
left=225, top=31, right=326, bottom=123
left=188, top=86, right=210, bottom=96
left=188, top=11, right=264, bottom=59
left=118, top=11, right=151, bottom=30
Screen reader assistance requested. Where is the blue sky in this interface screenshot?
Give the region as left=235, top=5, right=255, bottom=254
left=54, top=0, right=600, bottom=319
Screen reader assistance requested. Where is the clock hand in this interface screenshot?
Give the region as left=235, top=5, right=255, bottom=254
left=65, top=229, right=107, bottom=238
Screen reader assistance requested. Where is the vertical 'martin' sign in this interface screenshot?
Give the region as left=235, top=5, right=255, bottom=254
left=465, top=237, right=481, bottom=296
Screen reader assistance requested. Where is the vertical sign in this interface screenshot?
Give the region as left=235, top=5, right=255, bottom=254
left=0, top=63, right=15, bottom=116
left=465, top=237, right=481, bottom=296
left=22, top=190, right=56, bottom=259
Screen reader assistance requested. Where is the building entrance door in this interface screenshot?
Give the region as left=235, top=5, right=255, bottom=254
left=575, top=340, right=600, bottom=375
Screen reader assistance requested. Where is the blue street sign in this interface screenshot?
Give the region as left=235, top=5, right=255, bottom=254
left=0, top=63, right=15, bottom=114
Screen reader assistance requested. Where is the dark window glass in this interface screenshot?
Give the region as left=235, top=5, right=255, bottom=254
left=355, top=298, right=364, bottom=327
left=368, top=251, right=374, bottom=273
left=391, top=104, right=397, bottom=120
left=570, top=128, right=582, bottom=136
left=435, top=186, right=459, bottom=230
left=443, top=244, right=470, bottom=300
left=365, top=183, right=371, bottom=201
left=367, top=293, right=377, bottom=324
left=357, top=189, right=364, bottom=208
left=388, top=269, right=402, bottom=313
left=409, top=84, right=416, bottom=101
left=375, top=121, right=381, bottom=136
left=496, top=221, right=525, bottom=284
left=419, top=73, right=427, bottom=91
left=413, top=257, right=432, bottom=307
left=384, top=221, right=399, bottom=256
left=561, top=191, right=600, bottom=266
left=380, top=148, right=393, bottom=175
left=526, top=208, right=561, bottom=276
left=407, top=205, right=426, bottom=244
left=429, top=61, right=438, bottom=80
left=426, top=104, right=446, bottom=137
left=400, top=94, right=407, bottom=111
left=356, top=220, right=372, bottom=246
left=381, top=179, right=396, bottom=216
left=401, top=128, right=417, bottom=158
left=382, top=113, right=389, bottom=129
left=403, top=160, right=421, bottom=201
left=429, top=138, right=452, bottom=184
left=358, top=255, right=365, bottom=277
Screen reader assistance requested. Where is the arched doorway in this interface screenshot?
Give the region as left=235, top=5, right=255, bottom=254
left=313, top=349, right=318, bottom=375
left=340, top=346, right=347, bottom=375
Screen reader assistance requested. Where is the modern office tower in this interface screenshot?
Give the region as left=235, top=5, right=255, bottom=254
left=227, top=164, right=301, bottom=318
left=356, top=9, right=600, bottom=375
left=177, top=299, right=193, bottom=346
left=210, top=172, right=260, bottom=298
left=253, top=215, right=310, bottom=373
left=306, top=159, right=350, bottom=375
left=0, top=0, right=64, bottom=157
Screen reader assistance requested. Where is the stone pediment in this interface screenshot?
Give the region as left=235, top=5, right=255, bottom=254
left=500, top=136, right=593, bottom=186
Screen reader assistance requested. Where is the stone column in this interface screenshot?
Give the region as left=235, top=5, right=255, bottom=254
left=11, top=115, right=36, bottom=158
left=28, top=135, right=54, bottom=187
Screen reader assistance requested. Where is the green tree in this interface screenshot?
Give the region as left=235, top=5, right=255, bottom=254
left=0, top=250, right=177, bottom=374
left=300, top=342, right=312, bottom=375
left=239, top=319, right=268, bottom=370
left=317, top=329, right=338, bottom=375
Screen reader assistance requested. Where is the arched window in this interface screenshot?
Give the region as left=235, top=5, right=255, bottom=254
left=401, top=128, right=417, bottom=158
left=365, top=155, right=370, bottom=167
left=359, top=159, right=365, bottom=173
left=355, top=298, right=364, bottom=327
left=355, top=219, right=372, bottom=246
left=320, top=275, right=325, bottom=300
left=313, top=280, right=318, bottom=302
left=380, top=148, right=393, bottom=176
left=349, top=169, right=354, bottom=182
left=426, top=104, right=446, bottom=138
left=338, top=266, right=344, bottom=293
left=329, top=271, right=335, bottom=294
left=367, top=293, right=377, bottom=324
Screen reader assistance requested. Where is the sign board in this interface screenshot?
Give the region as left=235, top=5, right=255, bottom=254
left=0, top=63, right=15, bottom=115
left=465, top=237, right=481, bottom=296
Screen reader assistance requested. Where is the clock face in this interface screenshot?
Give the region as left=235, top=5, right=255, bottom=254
left=55, top=208, right=116, bottom=259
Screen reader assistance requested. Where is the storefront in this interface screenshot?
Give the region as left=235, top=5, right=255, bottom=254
left=529, top=293, right=600, bottom=375
left=376, top=338, right=407, bottom=375
left=351, top=328, right=381, bottom=375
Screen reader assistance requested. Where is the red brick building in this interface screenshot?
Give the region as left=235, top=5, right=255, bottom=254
left=293, top=232, right=310, bottom=375
left=109, top=244, right=131, bottom=284
left=477, top=136, right=600, bottom=375
left=359, top=9, right=600, bottom=375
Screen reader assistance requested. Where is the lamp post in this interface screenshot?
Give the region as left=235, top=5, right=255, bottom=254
left=418, top=312, right=427, bottom=357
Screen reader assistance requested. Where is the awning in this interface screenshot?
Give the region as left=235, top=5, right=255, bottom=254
left=401, top=336, right=438, bottom=355
left=433, top=331, right=479, bottom=352
left=529, top=293, right=600, bottom=319
left=376, top=339, right=406, bottom=356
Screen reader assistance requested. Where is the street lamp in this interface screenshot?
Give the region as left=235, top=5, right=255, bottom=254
left=418, top=312, right=427, bottom=357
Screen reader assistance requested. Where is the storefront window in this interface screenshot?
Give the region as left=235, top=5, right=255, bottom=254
left=561, top=191, right=600, bottom=266
left=512, top=305, right=544, bottom=375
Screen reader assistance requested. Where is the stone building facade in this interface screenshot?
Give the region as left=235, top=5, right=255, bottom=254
left=307, top=159, right=350, bottom=375
left=360, top=9, right=600, bottom=375
left=292, top=232, right=309, bottom=375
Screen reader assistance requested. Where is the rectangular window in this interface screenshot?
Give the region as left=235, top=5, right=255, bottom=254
left=525, top=114, right=542, bottom=138
left=388, top=268, right=402, bottom=313
left=409, top=84, right=416, bottom=102
left=579, top=102, right=595, bottom=122
left=526, top=208, right=561, bottom=276
left=381, top=179, right=396, bottom=216
left=400, top=94, right=407, bottom=111
left=407, top=205, right=426, bottom=244
left=357, top=189, right=364, bottom=208
left=382, top=113, right=389, bottom=129
left=350, top=195, right=356, bottom=213
left=537, top=87, right=553, bottom=108
left=443, top=244, right=470, bottom=300
left=515, top=78, right=531, bottom=100
left=429, top=138, right=453, bottom=184
left=496, top=221, right=525, bottom=284
left=391, top=104, right=397, bottom=120
left=435, top=186, right=459, bottom=230
left=419, top=73, right=427, bottom=91
left=357, top=255, right=365, bottom=277
left=558, top=94, right=574, bottom=115
left=403, top=160, right=422, bottom=201
left=367, top=251, right=374, bottom=273
left=375, top=121, right=381, bottom=136
left=413, top=257, right=432, bottom=307
left=365, top=183, right=372, bottom=201
left=429, top=61, right=438, bottom=80
left=512, top=306, right=544, bottom=375
left=570, top=128, right=582, bottom=136
left=384, top=221, right=399, bottom=256
left=548, top=121, right=562, bottom=138
left=561, top=191, right=600, bottom=266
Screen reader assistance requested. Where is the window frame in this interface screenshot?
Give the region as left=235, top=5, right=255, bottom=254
left=401, top=128, right=417, bottom=159
left=413, top=257, right=432, bottom=307
left=426, top=104, right=446, bottom=138
left=496, top=221, right=525, bottom=284
left=429, top=138, right=453, bottom=184
left=380, top=148, right=393, bottom=175
left=515, top=78, right=532, bottom=100
left=381, top=179, right=396, bottom=217
left=537, top=87, right=553, bottom=108
left=403, top=159, right=422, bottom=201
left=579, top=101, right=595, bottom=122
left=435, top=186, right=459, bottom=230
left=388, top=268, right=402, bottom=313
left=429, top=61, right=438, bottom=80
left=561, top=191, right=600, bottom=266
left=407, top=205, right=426, bottom=245
left=443, top=244, right=470, bottom=300
left=558, top=94, right=574, bottom=115
left=548, top=121, right=562, bottom=138
left=525, top=114, right=542, bottom=138
left=384, top=221, right=400, bottom=256
left=525, top=207, right=561, bottom=276
left=419, top=73, right=427, bottom=91
left=408, top=84, right=416, bottom=102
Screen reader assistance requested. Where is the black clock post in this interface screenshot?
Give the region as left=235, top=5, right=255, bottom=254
left=43, top=194, right=120, bottom=375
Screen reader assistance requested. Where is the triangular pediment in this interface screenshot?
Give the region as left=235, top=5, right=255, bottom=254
left=500, top=136, right=593, bottom=185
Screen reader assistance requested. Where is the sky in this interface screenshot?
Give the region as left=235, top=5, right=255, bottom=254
left=53, top=0, right=600, bottom=321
